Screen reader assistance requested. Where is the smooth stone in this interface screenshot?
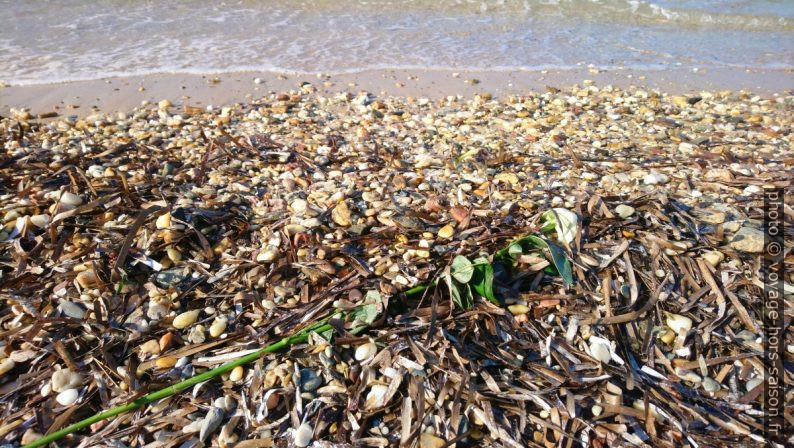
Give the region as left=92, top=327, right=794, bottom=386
left=354, top=341, right=377, bottom=362
left=700, top=211, right=726, bottom=224
left=58, top=301, right=86, bottom=319
left=290, top=199, right=308, bottom=215
left=702, top=251, right=725, bottom=267
left=199, top=407, right=224, bottom=442
left=294, top=423, right=313, bottom=447
left=508, top=304, right=530, bottom=315
left=703, top=377, right=721, bottom=393
left=299, top=368, right=322, bottom=391
left=55, top=388, right=79, bottom=406
left=331, top=200, right=352, bottom=227
left=51, top=368, right=82, bottom=392
left=209, top=317, right=228, bottom=337
left=230, top=366, right=244, bottom=382
left=173, top=309, right=200, bottom=329
left=60, top=192, right=83, bottom=206
left=643, top=173, right=669, bottom=185
left=729, top=226, right=764, bottom=253
left=0, top=358, right=15, bottom=376
left=365, top=384, right=389, bottom=410
left=614, top=204, right=635, bottom=219
left=420, top=433, right=447, bottom=448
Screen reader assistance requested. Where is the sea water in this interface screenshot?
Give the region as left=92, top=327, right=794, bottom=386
left=1, top=0, right=792, bottom=85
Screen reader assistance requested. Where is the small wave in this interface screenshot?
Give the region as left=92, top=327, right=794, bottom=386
left=4, top=61, right=794, bottom=87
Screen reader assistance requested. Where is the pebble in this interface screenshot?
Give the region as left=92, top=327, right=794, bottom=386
left=437, top=224, right=454, bottom=239
left=230, top=366, right=244, bottom=382
left=155, top=213, right=172, bottom=229
left=702, top=250, right=724, bottom=267
left=703, top=377, right=721, bottom=393
left=199, top=407, right=224, bottom=442
left=365, top=384, right=389, bottom=410
left=0, top=358, right=15, bottom=376
left=29, top=214, right=50, bottom=228
left=156, top=356, right=178, bottom=369
left=139, top=339, right=161, bottom=356
left=21, top=429, right=42, bottom=445
left=293, top=422, right=314, bottom=447
left=173, top=309, right=200, bottom=329
left=675, top=368, right=702, bottom=383
left=614, top=204, right=635, bottom=219
left=55, top=388, right=79, bottom=406
left=300, top=368, right=323, bottom=391
left=420, top=433, right=447, bottom=448
left=355, top=341, right=378, bottom=361
left=729, top=226, right=765, bottom=253
left=257, top=247, right=279, bottom=262
left=75, top=270, right=99, bottom=288
left=51, top=368, right=83, bottom=392
left=290, top=199, right=308, bottom=215
left=60, top=192, right=83, bottom=206
left=701, top=211, right=726, bottom=224
left=332, top=200, right=352, bottom=227
left=209, top=317, right=228, bottom=337
left=643, top=173, right=669, bottom=185
left=58, top=301, right=86, bottom=319
left=508, top=304, right=530, bottom=315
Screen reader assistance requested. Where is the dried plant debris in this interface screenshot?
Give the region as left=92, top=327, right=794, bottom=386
left=1, top=85, right=793, bottom=447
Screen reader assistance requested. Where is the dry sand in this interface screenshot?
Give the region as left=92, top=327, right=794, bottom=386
left=2, top=67, right=792, bottom=118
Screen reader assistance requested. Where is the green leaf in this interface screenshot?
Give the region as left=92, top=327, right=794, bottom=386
left=451, top=255, right=474, bottom=283
left=351, top=290, right=382, bottom=325
left=471, top=256, right=498, bottom=304
left=508, top=243, right=523, bottom=257
left=522, top=235, right=573, bottom=287
left=445, top=271, right=473, bottom=309
left=493, top=234, right=574, bottom=288
left=544, top=240, right=574, bottom=287
left=540, top=208, right=578, bottom=245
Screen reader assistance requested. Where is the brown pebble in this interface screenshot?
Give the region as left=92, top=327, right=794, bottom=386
left=155, top=357, right=178, bottom=369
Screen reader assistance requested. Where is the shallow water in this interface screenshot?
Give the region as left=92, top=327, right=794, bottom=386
left=1, top=0, right=793, bottom=85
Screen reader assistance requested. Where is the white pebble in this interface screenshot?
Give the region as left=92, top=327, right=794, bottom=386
left=0, top=358, right=15, bottom=376
left=354, top=341, right=377, bottom=362
left=60, top=192, right=83, bottom=206
left=293, top=423, right=313, bottom=447
left=643, top=173, right=669, bottom=185
left=55, top=388, right=79, bottom=406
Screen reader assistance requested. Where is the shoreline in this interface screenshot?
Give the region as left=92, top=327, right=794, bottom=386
left=2, top=67, right=792, bottom=118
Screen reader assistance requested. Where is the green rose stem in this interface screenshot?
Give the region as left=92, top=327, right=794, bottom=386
left=24, top=319, right=335, bottom=448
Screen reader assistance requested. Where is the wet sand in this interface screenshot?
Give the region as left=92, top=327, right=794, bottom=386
left=2, top=67, right=792, bottom=117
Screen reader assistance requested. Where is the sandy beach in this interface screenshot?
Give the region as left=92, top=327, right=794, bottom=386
left=1, top=75, right=792, bottom=447
left=2, top=67, right=792, bottom=118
